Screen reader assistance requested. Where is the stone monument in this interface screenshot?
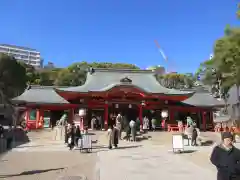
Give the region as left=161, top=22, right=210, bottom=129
left=53, top=114, right=67, bottom=141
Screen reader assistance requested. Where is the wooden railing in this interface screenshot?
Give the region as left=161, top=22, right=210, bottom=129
left=215, top=126, right=240, bottom=133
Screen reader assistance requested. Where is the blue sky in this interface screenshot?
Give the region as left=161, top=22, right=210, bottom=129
left=0, top=0, right=239, bottom=73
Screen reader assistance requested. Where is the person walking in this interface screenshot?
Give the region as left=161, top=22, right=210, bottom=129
left=65, top=123, right=71, bottom=144
left=91, top=116, right=96, bottom=130
left=107, top=125, right=113, bottom=149
left=143, top=116, right=149, bottom=133
left=74, top=125, right=81, bottom=147
left=210, top=132, right=240, bottom=180
left=151, top=118, right=156, bottom=131
left=191, top=125, right=198, bottom=146
left=67, top=124, right=75, bottom=150
left=125, top=124, right=131, bottom=141
left=129, top=120, right=136, bottom=142
left=6, top=125, right=13, bottom=149
left=116, top=114, right=122, bottom=140
left=112, top=124, right=119, bottom=148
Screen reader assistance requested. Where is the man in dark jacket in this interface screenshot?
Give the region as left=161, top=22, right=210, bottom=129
left=210, top=132, right=240, bottom=180
left=112, top=125, right=119, bottom=148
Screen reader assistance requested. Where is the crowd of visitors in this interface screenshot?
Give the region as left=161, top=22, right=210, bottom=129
left=65, top=123, right=82, bottom=150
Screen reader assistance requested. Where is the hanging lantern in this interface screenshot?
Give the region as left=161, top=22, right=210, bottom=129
left=161, top=110, right=168, bottom=118
left=164, top=100, right=168, bottom=104
left=115, top=104, right=119, bottom=108
left=79, top=109, right=86, bottom=116
left=141, top=100, right=146, bottom=106
left=128, top=104, right=132, bottom=108
left=79, top=99, right=84, bottom=103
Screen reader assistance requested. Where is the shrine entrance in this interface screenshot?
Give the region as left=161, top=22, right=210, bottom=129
left=108, top=103, right=139, bottom=122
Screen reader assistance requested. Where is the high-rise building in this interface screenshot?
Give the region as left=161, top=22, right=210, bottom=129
left=0, top=44, right=43, bottom=68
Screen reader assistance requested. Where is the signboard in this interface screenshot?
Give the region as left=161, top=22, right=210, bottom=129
left=172, top=134, right=184, bottom=153
left=43, top=117, right=50, bottom=128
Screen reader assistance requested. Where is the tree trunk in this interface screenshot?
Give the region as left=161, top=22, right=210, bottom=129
left=235, top=85, right=240, bottom=128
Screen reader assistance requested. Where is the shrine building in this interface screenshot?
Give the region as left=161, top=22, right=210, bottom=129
left=12, top=68, right=224, bottom=131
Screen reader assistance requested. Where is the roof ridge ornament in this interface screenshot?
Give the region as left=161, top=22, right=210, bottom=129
left=120, top=77, right=132, bottom=84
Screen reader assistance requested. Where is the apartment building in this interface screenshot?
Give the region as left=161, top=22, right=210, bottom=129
left=0, top=44, right=43, bottom=68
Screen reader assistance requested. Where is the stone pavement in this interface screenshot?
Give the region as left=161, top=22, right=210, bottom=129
left=0, top=130, right=105, bottom=180
left=97, top=143, right=216, bottom=180
left=0, top=130, right=221, bottom=180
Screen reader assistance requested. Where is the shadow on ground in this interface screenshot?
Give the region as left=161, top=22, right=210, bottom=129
left=181, top=150, right=197, bottom=154
left=83, top=144, right=142, bottom=153
left=0, top=168, right=64, bottom=178
left=201, top=140, right=214, bottom=146
left=136, top=135, right=152, bottom=142
left=117, top=145, right=142, bottom=150
left=171, top=150, right=197, bottom=154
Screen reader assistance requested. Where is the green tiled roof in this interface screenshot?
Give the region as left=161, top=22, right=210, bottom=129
left=12, top=86, right=70, bottom=104
left=57, top=68, right=194, bottom=96
left=182, top=92, right=225, bottom=107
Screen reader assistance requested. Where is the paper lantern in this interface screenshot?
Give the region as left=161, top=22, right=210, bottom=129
left=161, top=110, right=168, bottom=118
left=115, top=104, right=119, bottom=108
left=128, top=104, right=132, bottom=108
left=79, top=109, right=86, bottom=116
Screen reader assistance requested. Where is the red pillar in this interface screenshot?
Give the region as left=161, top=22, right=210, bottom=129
left=25, top=109, right=30, bottom=130
left=35, top=109, right=40, bottom=129
left=139, top=104, right=143, bottom=130
left=39, top=109, right=44, bottom=128
left=104, top=104, right=108, bottom=130
left=202, top=111, right=206, bottom=131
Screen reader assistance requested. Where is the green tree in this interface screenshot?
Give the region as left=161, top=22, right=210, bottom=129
left=157, top=73, right=195, bottom=89
left=212, top=27, right=240, bottom=99
left=157, top=73, right=185, bottom=89
left=0, top=54, right=27, bottom=98
left=19, top=62, right=40, bottom=85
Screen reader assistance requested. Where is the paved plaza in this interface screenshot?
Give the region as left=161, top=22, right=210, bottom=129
left=0, top=131, right=219, bottom=180
left=97, top=144, right=216, bottom=180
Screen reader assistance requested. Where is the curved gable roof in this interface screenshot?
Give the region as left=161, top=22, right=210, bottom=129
left=182, top=92, right=225, bottom=107
left=12, top=86, right=69, bottom=104
left=56, top=68, right=194, bottom=96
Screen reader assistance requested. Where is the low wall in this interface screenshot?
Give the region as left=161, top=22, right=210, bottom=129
left=53, top=127, right=65, bottom=141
